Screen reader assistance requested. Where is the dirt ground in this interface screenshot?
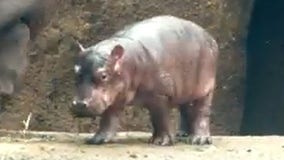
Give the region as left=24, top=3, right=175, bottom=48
left=0, top=131, right=284, bottom=160
left=0, top=0, right=252, bottom=135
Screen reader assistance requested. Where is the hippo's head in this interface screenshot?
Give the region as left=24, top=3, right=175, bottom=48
left=71, top=41, right=127, bottom=117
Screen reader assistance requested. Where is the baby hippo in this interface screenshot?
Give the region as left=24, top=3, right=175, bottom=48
left=71, top=15, right=219, bottom=146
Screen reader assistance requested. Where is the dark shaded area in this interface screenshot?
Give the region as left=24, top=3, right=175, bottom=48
left=241, top=0, right=284, bottom=134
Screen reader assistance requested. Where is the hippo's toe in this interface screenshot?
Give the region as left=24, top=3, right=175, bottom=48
left=176, top=130, right=189, bottom=138
left=148, top=133, right=174, bottom=146
left=85, top=133, right=111, bottom=145
left=187, top=135, right=212, bottom=145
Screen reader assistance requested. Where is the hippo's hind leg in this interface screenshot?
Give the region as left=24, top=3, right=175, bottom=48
left=189, top=91, right=213, bottom=145
left=145, top=95, right=174, bottom=146
left=178, top=91, right=213, bottom=145
left=176, top=103, right=191, bottom=137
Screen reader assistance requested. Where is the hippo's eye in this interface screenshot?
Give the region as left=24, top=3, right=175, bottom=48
left=100, top=72, right=109, bottom=81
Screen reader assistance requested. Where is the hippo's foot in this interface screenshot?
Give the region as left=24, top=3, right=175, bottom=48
left=176, top=130, right=189, bottom=138
left=85, top=132, right=113, bottom=145
left=175, top=130, right=189, bottom=142
left=148, top=133, right=174, bottom=146
left=187, top=135, right=212, bottom=145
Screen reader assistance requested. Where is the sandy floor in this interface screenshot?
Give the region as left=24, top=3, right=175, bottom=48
left=0, top=131, right=284, bottom=160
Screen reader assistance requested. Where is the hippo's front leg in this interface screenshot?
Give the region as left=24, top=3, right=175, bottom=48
left=85, top=106, right=122, bottom=145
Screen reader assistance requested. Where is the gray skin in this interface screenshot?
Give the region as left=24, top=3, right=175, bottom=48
left=0, top=0, right=58, bottom=95
left=0, top=24, right=29, bottom=95
left=71, top=15, right=219, bottom=146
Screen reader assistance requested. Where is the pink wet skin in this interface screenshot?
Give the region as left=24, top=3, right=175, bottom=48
left=71, top=15, right=219, bottom=146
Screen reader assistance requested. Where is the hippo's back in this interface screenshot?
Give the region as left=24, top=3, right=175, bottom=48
left=114, top=15, right=209, bottom=44
left=114, top=15, right=214, bottom=56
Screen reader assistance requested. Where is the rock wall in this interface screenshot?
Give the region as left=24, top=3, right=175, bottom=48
left=0, top=0, right=254, bottom=135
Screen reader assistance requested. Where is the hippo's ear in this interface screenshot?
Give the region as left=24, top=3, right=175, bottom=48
left=75, top=40, right=86, bottom=56
left=110, top=44, right=124, bottom=61
left=109, top=45, right=124, bottom=74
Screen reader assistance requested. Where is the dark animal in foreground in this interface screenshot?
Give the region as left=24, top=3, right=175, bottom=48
left=71, top=15, right=219, bottom=146
left=0, top=0, right=58, bottom=95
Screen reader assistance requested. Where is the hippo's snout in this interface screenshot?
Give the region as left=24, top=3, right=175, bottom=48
left=70, top=99, right=95, bottom=118
left=72, top=100, right=88, bottom=108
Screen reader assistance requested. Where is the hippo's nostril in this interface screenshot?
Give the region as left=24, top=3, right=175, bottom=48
left=82, top=101, right=88, bottom=107
left=72, top=100, right=77, bottom=106
left=81, top=101, right=88, bottom=107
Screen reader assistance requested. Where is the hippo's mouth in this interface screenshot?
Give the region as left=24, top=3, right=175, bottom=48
left=0, top=81, right=14, bottom=95
left=69, top=103, right=97, bottom=119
